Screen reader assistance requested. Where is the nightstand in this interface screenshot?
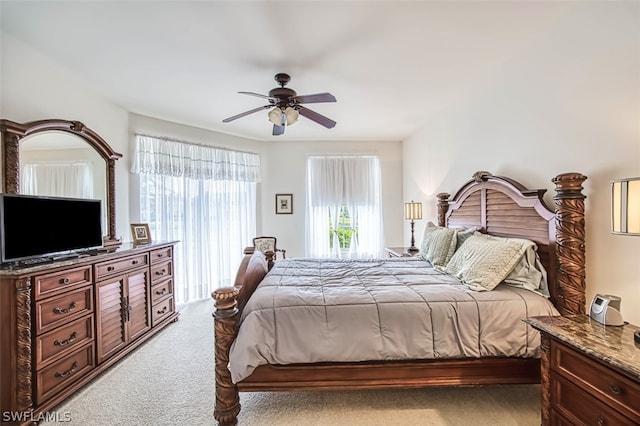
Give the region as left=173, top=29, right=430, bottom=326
left=524, top=315, right=640, bottom=425
left=384, top=247, right=420, bottom=258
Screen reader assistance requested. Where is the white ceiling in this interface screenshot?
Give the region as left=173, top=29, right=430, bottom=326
left=1, top=1, right=579, bottom=142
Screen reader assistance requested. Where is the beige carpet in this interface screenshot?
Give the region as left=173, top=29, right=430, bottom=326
left=43, top=299, right=541, bottom=425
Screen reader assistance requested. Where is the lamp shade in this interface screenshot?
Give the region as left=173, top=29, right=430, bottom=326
left=611, top=177, right=640, bottom=235
left=404, top=201, right=423, bottom=221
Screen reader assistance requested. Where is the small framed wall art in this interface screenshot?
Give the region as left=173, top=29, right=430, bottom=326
left=275, top=194, right=293, bottom=214
left=131, top=223, right=152, bottom=244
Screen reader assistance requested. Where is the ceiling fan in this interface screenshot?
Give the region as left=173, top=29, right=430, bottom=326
left=222, top=73, right=337, bottom=136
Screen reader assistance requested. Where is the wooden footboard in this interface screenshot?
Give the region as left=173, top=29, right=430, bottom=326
left=212, top=171, right=587, bottom=426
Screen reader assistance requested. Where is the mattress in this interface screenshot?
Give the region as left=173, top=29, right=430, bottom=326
left=228, top=257, right=559, bottom=383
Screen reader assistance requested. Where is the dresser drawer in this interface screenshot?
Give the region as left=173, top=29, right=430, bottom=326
left=151, top=278, right=173, bottom=305
left=34, top=265, right=92, bottom=300
left=36, top=314, right=94, bottom=369
left=152, top=296, right=174, bottom=327
left=552, top=341, right=640, bottom=420
left=552, top=372, right=636, bottom=426
left=35, top=286, right=94, bottom=334
left=150, top=260, right=173, bottom=285
left=95, top=253, right=148, bottom=280
left=150, top=246, right=173, bottom=264
left=36, top=343, right=95, bottom=404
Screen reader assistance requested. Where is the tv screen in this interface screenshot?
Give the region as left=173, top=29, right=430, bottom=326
left=0, top=194, right=103, bottom=264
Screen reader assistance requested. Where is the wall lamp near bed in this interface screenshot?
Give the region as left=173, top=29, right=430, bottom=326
left=611, top=177, right=640, bottom=235
left=404, top=200, right=423, bottom=251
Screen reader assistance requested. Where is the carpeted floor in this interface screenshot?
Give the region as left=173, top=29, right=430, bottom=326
left=43, top=298, right=541, bottom=425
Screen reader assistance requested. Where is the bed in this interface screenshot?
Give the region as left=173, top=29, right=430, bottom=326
left=212, top=171, right=587, bottom=425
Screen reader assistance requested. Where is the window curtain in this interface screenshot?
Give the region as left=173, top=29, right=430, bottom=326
left=306, top=156, right=384, bottom=258
left=21, top=162, right=94, bottom=198
left=132, top=135, right=259, bottom=304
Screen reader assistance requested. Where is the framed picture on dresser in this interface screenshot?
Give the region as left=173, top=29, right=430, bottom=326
left=131, top=223, right=151, bottom=244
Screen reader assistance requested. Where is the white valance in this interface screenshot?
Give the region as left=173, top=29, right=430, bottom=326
left=132, top=135, right=261, bottom=182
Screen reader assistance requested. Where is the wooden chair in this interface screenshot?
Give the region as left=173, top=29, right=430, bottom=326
left=251, top=236, right=286, bottom=260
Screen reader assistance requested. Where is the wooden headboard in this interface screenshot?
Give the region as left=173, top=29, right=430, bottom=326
left=435, top=171, right=587, bottom=316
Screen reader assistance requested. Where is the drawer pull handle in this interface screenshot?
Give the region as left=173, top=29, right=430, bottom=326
left=59, top=277, right=71, bottom=284
left=157, top=253, right=164, bottom=258
left=156, top=288, right=167, bottom=295
left=608, top=383, right=622, bottom=395
left=53, top=301, right=78, bottom=314
left=132, top=260, right=139, bottom=265
left=156, top=269, right=167, bottom=276
left=157, top=306, right=168, bottom=315
left=595, top=414, right=605, bottom=426
left=54, top=332, right=78, bottom=346
left=107, top=266, right=115, bottom=272
left=55, top=361, right=79, bottom=378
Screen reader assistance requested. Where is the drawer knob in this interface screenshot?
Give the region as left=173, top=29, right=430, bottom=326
left=132, top=260, right=139, bottom=265
left=608, top=383, right=622, bottom=395
left=54, top=332, right=78, bottom=347
left=53, top=301, right=78, bottom=314
left=54, top=361, right=79, bottom=379
left=59, top=277, right=71, bottom=284
left=107, top=266, right=115, bottom=272
left=157, top=253, right=164, bottom=258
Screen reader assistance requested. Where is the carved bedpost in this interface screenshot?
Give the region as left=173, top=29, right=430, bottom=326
left=552, top=172, right=587, bottom=315
left=212, top=287, right=241, bottom=426
left=539, top=334, right=551, bottom=426
left=436, top=193, right=450, bottom=227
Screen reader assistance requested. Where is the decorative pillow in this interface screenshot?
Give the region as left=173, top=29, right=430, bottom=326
left=437, top=232, right=533, bottom=291
left=503, top=244, right=550, bottom=297
left=455, top=227, right=476, bottom=250
left=419, top=222, right=459, bottom=267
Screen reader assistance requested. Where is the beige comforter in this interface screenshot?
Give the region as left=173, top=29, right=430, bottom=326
left=229, top=257, right=559, bottom=383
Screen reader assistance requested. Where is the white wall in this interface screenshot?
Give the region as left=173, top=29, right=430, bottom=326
left=402, top=3, right=640, bottom=324
left=261, top=141, right=403, bottom=258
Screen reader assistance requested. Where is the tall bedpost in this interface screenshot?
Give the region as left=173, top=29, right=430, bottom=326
left=436, top=193, right=450, bottom=227
left=212, top=287, right=241, bottom=426
left=552, top=172, right=587, bottom=315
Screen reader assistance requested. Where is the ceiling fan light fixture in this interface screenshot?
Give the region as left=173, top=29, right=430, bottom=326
left=268, top=107, right=283, bottom=126
left=285, top=107, right=298, bottom=126
left=268, top=107, right=299, bottom=127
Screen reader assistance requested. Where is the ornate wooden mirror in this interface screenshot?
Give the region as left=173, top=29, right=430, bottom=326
left=0, top=119, right=123, bottom=248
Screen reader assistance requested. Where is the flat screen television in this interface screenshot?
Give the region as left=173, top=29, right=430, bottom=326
left=0, top=193, right=103, bottom=265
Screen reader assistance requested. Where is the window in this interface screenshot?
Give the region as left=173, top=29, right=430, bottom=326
left=133, top=135, right=259, bottom=304
left=306, top=156, right=384, bottom=258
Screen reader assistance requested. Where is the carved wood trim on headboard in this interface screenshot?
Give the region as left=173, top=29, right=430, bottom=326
left=436, top=171, right=587, bottom=316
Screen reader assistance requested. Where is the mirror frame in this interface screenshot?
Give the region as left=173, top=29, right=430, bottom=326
left=0, top=119, right=123, bottom=248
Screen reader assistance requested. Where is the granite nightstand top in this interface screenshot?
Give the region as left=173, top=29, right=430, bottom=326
left=524, top=315, right=640, bottom=381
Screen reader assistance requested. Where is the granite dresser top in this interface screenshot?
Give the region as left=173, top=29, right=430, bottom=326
left=525, top=315, right=640, bottom=381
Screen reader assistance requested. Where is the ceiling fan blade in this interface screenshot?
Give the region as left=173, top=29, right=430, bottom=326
left=238, top=91, right=275, bottom=102
left=298, top=106, right=337, bottom=129
left=222, top=105, right=271, bottom=123
left=273, top=124, right=285, bottom=136
left=292, top=92, right=336, bottom=104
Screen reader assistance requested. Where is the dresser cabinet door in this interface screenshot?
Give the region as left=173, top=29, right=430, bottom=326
left=96, top=276, right=127, bottom=363
left=127, top=269, right=151, bottom=341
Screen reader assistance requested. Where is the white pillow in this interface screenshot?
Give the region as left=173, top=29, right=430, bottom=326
left=437, top=232, right=533, bottom=291
left=419, top=222, right=459, bottom=267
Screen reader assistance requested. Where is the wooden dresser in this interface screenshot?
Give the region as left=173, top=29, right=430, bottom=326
left=525, top=315, right=640, bottom=425
left=0, top=242, right=179, bottom=425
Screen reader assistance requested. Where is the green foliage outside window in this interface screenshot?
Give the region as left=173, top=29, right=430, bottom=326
left=329, top=206, right=357, bottom=249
